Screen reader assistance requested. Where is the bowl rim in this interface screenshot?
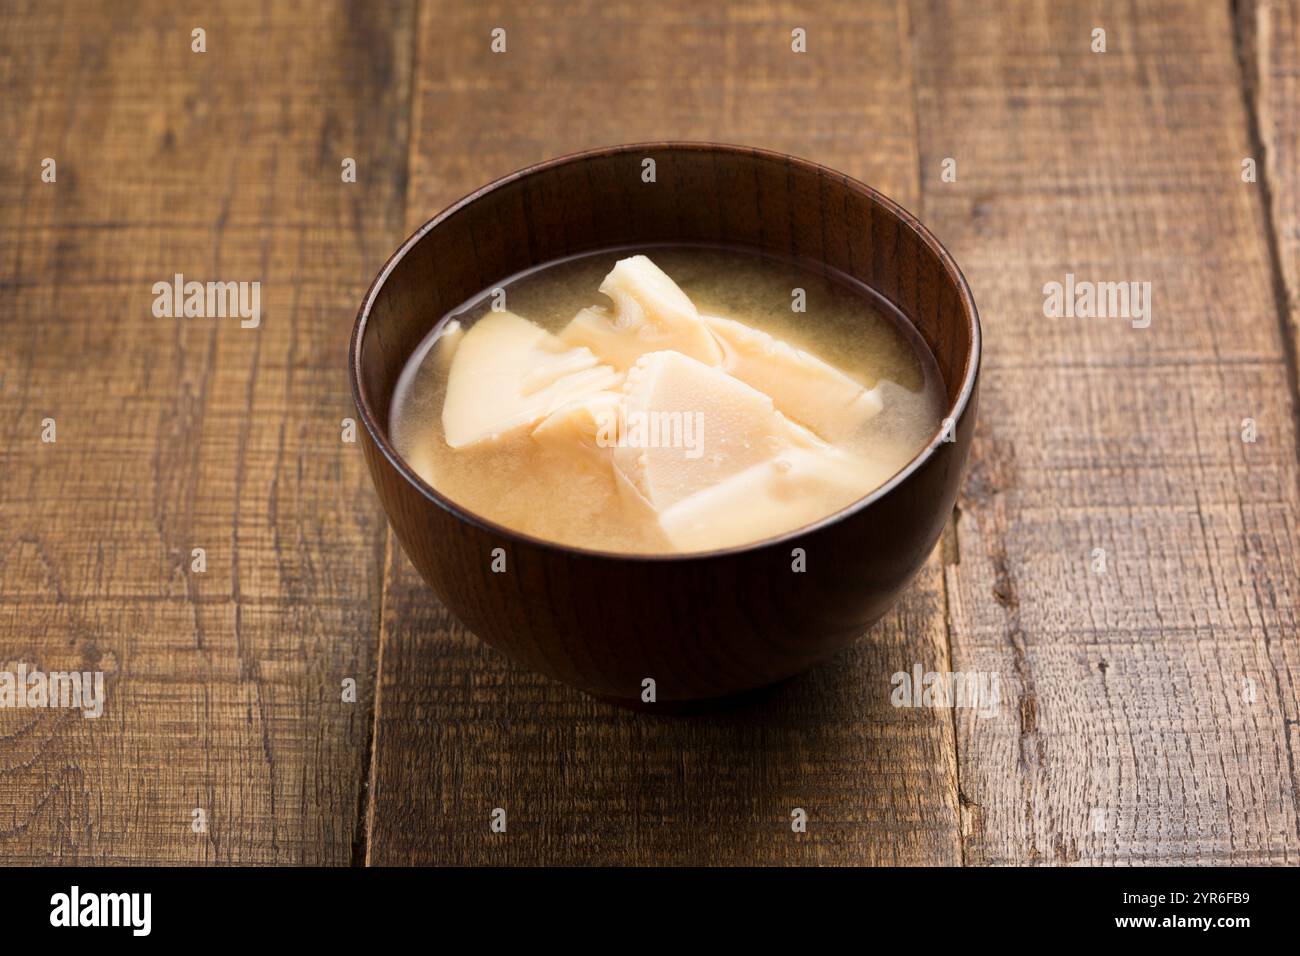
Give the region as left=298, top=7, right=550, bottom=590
left=349, top=141, right=982, bottom=563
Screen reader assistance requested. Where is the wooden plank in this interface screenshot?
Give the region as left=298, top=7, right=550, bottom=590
left=912, top=0, right=1300, bottom=863
left=365, top=0, right=962, bottom=865
left=0, top=0, right=414, bottom=863
left=1238, top=0, right=1300, bottom=420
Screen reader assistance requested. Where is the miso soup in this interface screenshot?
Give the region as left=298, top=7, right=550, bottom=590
left=389, top=246, right=946, bottom=554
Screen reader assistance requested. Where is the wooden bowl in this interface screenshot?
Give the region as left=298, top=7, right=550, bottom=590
left=350, top=143, right=980, bottom=707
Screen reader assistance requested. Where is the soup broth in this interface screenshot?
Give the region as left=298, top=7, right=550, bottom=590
left=390, top=245, right=946, bottom=554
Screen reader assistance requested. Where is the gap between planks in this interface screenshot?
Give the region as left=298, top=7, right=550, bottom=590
left=355, top=0, right=423, bottom=868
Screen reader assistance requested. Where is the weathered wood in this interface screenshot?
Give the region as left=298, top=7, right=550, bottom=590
left=4, top=0, right=1297, bottom=869
left=1238, top=0, right=1300, bottom=421
left=0, top=0, right=414, bottom=863
left=913, top=0, right=1300, bottom=863
left=364, top=0, right=963, bottom=865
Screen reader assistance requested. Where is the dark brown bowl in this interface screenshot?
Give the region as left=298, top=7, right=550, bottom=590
left=350, top=143, right=980, bottom=708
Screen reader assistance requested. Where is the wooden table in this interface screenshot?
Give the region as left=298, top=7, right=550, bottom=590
left=2, top=0, right=1297, bottom=866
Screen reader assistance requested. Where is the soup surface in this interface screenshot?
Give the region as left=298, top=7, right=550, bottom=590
left=390, top=245, right=946, bottom=554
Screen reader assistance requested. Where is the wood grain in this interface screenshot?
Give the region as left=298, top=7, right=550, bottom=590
left=913, top=0, right=1300, bottom=863
left=0, top=0, right=414, bottom=863
left=364, top=0, right=964, bottom=865
left=1238, top=0, right=1300, bottom=426
left=2, top=0, right=1298, bottom=867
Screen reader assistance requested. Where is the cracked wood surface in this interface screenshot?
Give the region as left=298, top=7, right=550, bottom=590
left=0, top=0, right=415, bottom=863
left=2, top=0, right=1297, bottom=865
left=916, top=0, right=1300, bottom=863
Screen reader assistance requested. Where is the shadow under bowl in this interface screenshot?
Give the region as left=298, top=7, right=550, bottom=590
left=350, top=142, right=980, bottom=708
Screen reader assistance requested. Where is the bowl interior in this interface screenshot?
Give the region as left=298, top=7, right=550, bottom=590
left=354, top=143, right=978, bottom=489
